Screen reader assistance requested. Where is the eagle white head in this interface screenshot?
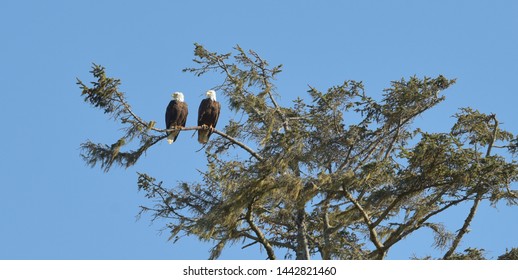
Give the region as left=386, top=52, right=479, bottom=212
left=206, top=90, right=217, bottom=101
left=172, top=92, right=185, bottom=102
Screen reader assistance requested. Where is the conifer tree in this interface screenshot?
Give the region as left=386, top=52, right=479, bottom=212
left=77, top=44, right=518, bottom=259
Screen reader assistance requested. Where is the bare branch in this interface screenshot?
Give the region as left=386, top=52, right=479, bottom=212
left=485, top=114, right=498, bottom=157
left=239, top=232, right=295, bottom=251
left=245, top=201, right=276, bottom=260
left=443, top=192, right=483, bottom=259
left=162, top=126, right=264, bottom=161
left=376, top=193, right=471, bottom=259
left=342, top=186, right=384, bottom=254
left=114, top=90, right=163, bottom=133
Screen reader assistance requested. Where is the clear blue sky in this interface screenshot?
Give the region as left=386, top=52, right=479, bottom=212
left=1, top=0, right=516, bottom=260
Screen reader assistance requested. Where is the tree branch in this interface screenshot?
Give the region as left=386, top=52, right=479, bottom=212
left=252, top=50, right=289, bottom=132
left=164, top=126, right=263, bottom=161
left=239, top=232, right=294, bottom=250
left=382, top=119, right=402, bottom=161
left=342, top=186, right=384, bottom=254
left=113, top=89, right=163, bottom=133
left=485, top=114, right=498, bottom=157
left=245, top=201, right=276, bottom=260
left=442, top=192, right=483, bottom=259
left=369, top=194, right=471, bottom=259
left=443, top=115, right=499, bottom=259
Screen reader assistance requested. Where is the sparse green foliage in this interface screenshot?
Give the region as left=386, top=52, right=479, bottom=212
left=447, top=248, right=486, bottom=260
left=498, top=247, right=518, bottom=260
left=77, top=64, right=165, bottom=172
left=78, top=44, right=517, bottom=259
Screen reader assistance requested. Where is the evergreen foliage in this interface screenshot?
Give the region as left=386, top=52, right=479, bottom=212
left=498, top=248, right=518, bottom=260
left=447, top=248, right=486, bottom=260
left=78, top=44, right=517, bottom=259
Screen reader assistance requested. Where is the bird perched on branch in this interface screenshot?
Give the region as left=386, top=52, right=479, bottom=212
left=197, top=90, right=221, bottom=144
left=165, top=92, right=188, bottom=144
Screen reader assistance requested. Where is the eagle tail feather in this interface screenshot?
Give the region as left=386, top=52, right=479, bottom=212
left=198, top=130, right=209, bottom=144
left=167, top=131, right=179, bottom=144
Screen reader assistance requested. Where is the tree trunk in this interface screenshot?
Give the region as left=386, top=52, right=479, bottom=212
left=295, top=207, right=310, bottom=260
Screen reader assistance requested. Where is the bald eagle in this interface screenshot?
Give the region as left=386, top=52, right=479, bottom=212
left=165, top=92, right=188, bottom=144
left=197, top=90, right=221, bottom=144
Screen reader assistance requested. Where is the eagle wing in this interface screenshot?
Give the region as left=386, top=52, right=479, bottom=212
left=197, top=99, right=221, bottom=143
left=178, top=102, right=188, bottom=127
left=198, top=98, right=209, bottom=126
left=166, top=100, right=189, bottom=143
left=165, top=100, right=178, bottom=129
left=212, top=101, right=221, bottom=128
left=198, top=99, right=221, bottom=127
